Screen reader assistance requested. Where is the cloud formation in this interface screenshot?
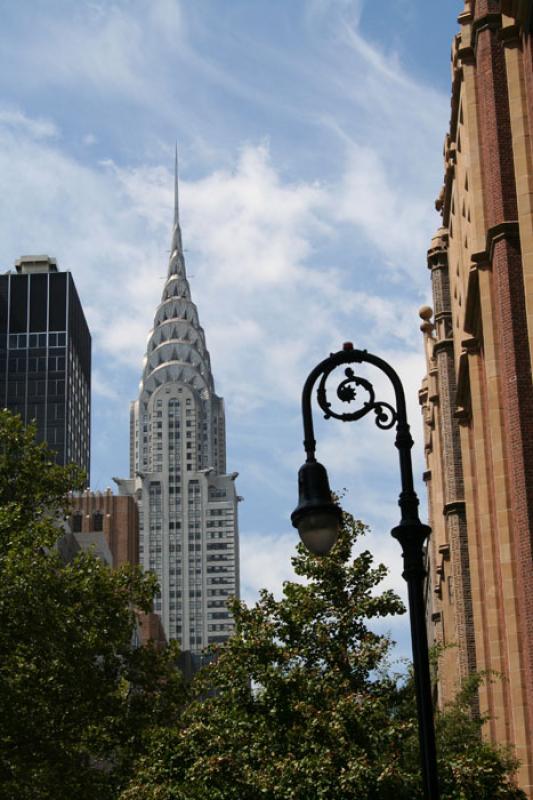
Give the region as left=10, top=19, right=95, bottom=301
left=0, top=0, right=452, bottom=657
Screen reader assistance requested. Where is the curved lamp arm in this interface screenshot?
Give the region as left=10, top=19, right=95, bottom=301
left=301, top=343, right=423, bottom=530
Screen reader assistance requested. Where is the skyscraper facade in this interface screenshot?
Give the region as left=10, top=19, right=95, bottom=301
left=0, top=255, right=91, bottom=477
left=116, top=165, right=239, bottom=652
left=419, top=1, right=533, bottom=794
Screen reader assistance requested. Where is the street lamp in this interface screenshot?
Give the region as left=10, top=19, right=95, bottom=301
left=291, top=342, right=439, bottom=800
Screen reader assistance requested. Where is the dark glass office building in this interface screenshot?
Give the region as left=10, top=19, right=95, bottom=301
left=0, top=256, right=91, bottom=479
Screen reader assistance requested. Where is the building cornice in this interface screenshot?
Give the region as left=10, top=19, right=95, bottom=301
left=444, top=500, right=466, bottom=516
left=486, top=220, right=520, bottom=260
left=463, top=224, right=517, bottom=337
left=471, top=12, right=503, bottom=49
left=433, top=338, right=455, bottom=357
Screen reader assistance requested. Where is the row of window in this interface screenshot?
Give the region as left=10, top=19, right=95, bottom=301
left=4, top=331, right=67, bottom=350
left=206, top=542, right=233, bottom=550
left=207, top=531, right=235, bottom=540
left=144, top=527, right=235, bottom=542
left=71, top=512, right=104, bottom=532
left=207, top=567, right=235, bottom=575
left=6, top=378, right=66, bottom=399
left=7, top=354, right=66, bottom=374
left=207, top=554, right=235, bottom=563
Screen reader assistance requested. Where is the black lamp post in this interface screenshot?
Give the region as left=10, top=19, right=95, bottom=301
left=291, top=342, right=439, bottom=800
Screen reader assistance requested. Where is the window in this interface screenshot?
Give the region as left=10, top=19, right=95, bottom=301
left=72, top=513, right=82, bottom=533
left=93, top=511, right=104, bottom=532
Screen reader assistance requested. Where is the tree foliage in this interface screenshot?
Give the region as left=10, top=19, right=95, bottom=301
left=122, top=512, right=525, bottom=800
left=0, top=411, right=183, bottom=800
left=0, top=409, right=524, bottom=799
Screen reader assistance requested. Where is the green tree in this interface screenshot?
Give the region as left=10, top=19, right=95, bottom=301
left=122, top=510, right=525, bottom=800
left=0, top=410, right=183, bottom=800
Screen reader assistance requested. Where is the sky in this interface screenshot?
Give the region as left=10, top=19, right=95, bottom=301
left=0, top=0, right=460, bottom=660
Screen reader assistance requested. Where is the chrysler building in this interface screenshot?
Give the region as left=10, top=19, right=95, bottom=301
left=116, top=155, right=240, bottom=651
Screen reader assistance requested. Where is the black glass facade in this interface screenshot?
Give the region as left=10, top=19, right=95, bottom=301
left=0, top=265, right=91, bottom=481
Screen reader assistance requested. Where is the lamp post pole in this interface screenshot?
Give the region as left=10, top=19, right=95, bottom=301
left=291, top=343, right=439, bottom=800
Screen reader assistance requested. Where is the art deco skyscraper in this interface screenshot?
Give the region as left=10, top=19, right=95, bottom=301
left=117, top=158, right=239, bottom=652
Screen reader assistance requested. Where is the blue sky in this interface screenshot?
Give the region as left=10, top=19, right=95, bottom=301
left=0, top=0, right=459, bottom=658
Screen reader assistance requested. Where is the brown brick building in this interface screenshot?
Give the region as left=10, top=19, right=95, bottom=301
left=70, top=488, right=139, bottom=567
left=69, top=488, right=166, bottom=647
left=419, top=1, right=533, bottom=795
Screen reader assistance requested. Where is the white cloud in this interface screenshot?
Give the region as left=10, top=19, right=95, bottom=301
left=333, top=144, right=430, bottom=275
left=92, top=369, right=120, bottom=400
left=0, top=114, right=430, bottom=435
left=0, top=108, right=58, bottom=139
left=184, top=144, right=327, bottom=288
left=240, top=530, right=302, bottom=605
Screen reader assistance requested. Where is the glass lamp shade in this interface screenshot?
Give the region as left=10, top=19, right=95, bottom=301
left=291, top=460, right=342, bottom=556
left=297, top=509, right=340, bottom=555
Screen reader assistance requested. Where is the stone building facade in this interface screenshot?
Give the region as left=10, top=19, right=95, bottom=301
left=419, top=1, right=533, bottom=794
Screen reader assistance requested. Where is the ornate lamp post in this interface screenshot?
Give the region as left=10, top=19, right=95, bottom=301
left=291, top=342, right=439, bottom=800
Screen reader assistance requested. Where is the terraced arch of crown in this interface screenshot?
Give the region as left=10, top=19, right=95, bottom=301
left=162, top=275, right=191, bottom=302
left=147, top=319, right=207, bottom=354
left=140, top=362, right=211, bottom=402
left=154, top=297, right=199, bottom=328
left=147, top=380, right=201, bottom=410
left=142, top=342, right=211, bottom=384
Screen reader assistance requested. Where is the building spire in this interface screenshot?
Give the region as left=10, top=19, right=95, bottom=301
left=170, top=143, right=183, bottom=260
left=174, top=142, right=179, bottom=227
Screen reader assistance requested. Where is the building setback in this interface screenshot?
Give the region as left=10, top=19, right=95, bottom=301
left=419, top=1, right=533, bottom=795
left=115, top=160, right=240, bottom=652
left=0, top=256, right=91, bottom=478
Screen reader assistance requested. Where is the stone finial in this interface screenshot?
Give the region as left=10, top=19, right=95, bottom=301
left=419, top=305, right=434, bottom=334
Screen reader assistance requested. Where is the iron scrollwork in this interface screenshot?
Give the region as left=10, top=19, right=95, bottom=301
left=316, top=366, right=397, bottom=430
